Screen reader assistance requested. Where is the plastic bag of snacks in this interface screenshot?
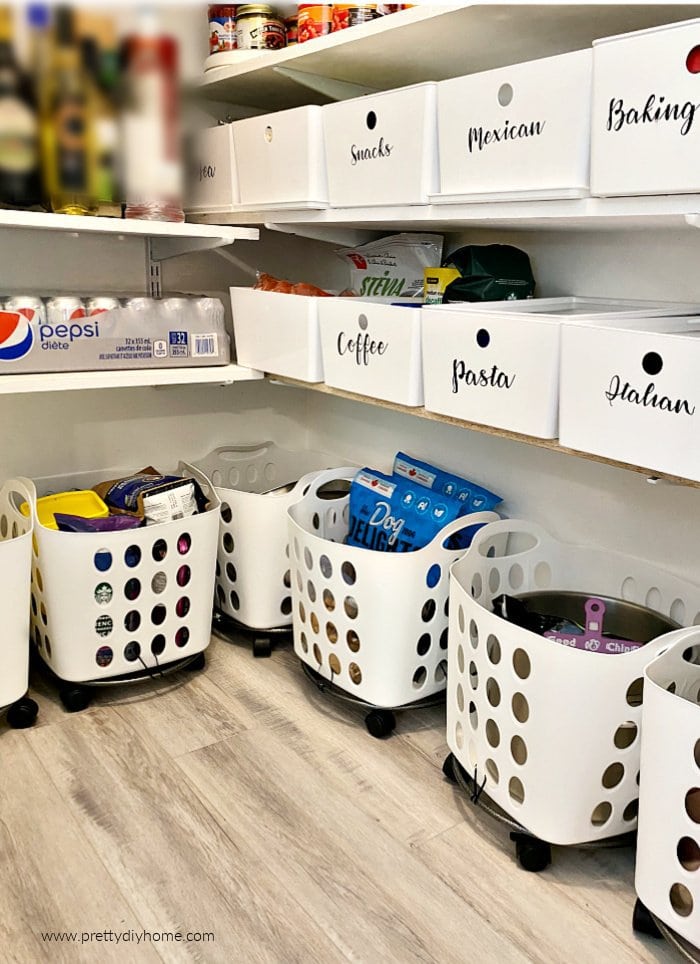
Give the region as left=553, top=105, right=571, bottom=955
left=336, top=233, right=443, bottom=302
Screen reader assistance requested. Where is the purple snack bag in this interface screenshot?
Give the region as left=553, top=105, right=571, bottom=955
left=55, top=513, right=144, bottom=533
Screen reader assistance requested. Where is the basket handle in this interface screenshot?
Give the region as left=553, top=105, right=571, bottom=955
left=179, top=461, right=221, bottom=511
left=210, top=442, right=275, bottom=463
left=1, top=476, right=37, bottom=533
left=429, top=511, right=502, bottom=555
left=467, top=518, right=550, bottom=559
left=291, top=466, right=360, bottom=505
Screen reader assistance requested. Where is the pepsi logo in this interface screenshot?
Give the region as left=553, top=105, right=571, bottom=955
left=0, top=311, right=33, bottom=361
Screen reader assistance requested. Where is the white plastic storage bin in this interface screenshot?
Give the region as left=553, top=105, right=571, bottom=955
left=233, top=106, right=328, bottom=209
left=194, top=443, right=333, bottom=630
left=447, top=519, right=700, bottom=846
left=0, top=478, right=34, bottom=710
left=591, top=19, right=700, bottom=197
left=323, top=83, right=438, bottom=207
left=319, top=299, right=423, bottom=406
left=230, top=286, right=324, bottom=382
left=288, top=467, right=499, bottom=708
left=29, top=463, right=220, bottom=684
left=636, top=629, right=700, bottom=949
left=435, top=50, right=592, bottom=202
left=422, top=297, right=700, bottom=439
left=560, top=316, right=700, bottom=480
left=185, top=124, right=239, bottom=213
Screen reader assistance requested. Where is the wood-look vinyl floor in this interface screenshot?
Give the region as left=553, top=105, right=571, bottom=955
left=0, top=632, right=675, bottom=964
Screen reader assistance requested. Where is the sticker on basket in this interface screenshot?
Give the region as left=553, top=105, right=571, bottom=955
left=604, top=94, right=700, bottom=138
left=94, top=582, right=113, bottom=605
left=95, top=614, right=113, bottom=637
left=95, top=645, right=113, bottom=667
left=604, top=356, right=695, bottom=416
left=467, top=116, right=546, bottom=154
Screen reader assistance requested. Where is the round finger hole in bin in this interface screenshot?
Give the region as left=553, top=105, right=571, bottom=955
left=226, top=563, right=237, bottom=582
left=413, top=666, right=427, bottom=689
left=623, top=799, right=638, bottom=822
left=469, top=700, right=478, bottom=730
left=281, top=597, right=292, bottom=616
left=94, top=549, right=112, bottom=572
left=124, top=641, right=141, bottom=662
left=176, top=597, right=190, bottom=618
left=223, top=532, right=234, bottom=554
left=626, top=678, right=644, bottom=707
left=469, top=619, right=478, bottom=648
left=125, top=544, right=141, bottom=568
left=509, top=564, right=524, bottom=590
left=44, top=636, right=52, bottom=657
left=457, top=643, right=465, bottom=675
left=151, top=634, right=166, bottom=656
left=300, top=632, right=308, bottom=654
left=417, top=633, right=431, bottom=656
left=124, top=578, right=140, bottom=602
left=426, top=564, right=441, bottom=589
left=177, top=565, right=191, bottom=588
left=455, top=721, right=464, bottom=750
left=440, top=628, right=448, bottom=650
left=457, top=683, right=465, bottom=712
left=220, top=503, right=232, bottom=523
left=328, top=653, right=341, bottom=675
left=320, top=555, right=333, bottom=578
left=487, top=678, right=501, bottom=707
left=590, top=801, right=612, bottom=826
left=602, top=762, right=624, bottom=789
left=95, top=582, right=113, bottom=605
left=307, top=581, right=317, bottom=603
left=313, top=643, right=322, bottom=665
left=487, top=634, right=501, bottom=664
left=283, top=570, right=291, bottom=589
left=486, top=719, right=500, bottom=748
left=304, top=547, right=313, bottom=571
left=458, top=605, right=465, bottom=634
left=486, top=758, right=499, bottom=784
left=670, top=883, right=694, bottom=918
left=344, top=596, right=358, bottom=619
left=435, top=659, right=447, bottom=683
left=175, top=627, right=190, bottom=648
left=509, top=777, right=525, bottom=805
left=36, top=569, right=43, bottom=592
left=151, top=571, right=167, bottom=594
left=614, top=722, right=638, bottom=749
left=422, top=599, right=436, bottom=622
left=349, top=662, right=362, bottom=685
left=512, top=692, right=529, bottom=723
left=469, top=661, right=478, bottom=690
left=178, top=533, right=192, bottom=555
left=96, top=645, right=113, bottom=667
left=230, top=590, right=240, bottom=611
left=695, top=739, right=700, bottom=768
left=686, top=788, right=700, bottom=823
left=346, top=629, right=360, bottom=653
left=513, top=648, right=531, bottom=679
left=511, top=735, right=528, bottom=766
left=323, top=589, right=335, bottom=612
left=151, top=604, right=167, bottom=626
left=152, top=539, right=168, bottom=562
left=326, top=622, right=338, bottom=644
left=341, top=561, right=356, bottom=585
left=677, top=836, right=700, bottom=871
left=299, top=601, right=306, bottom=622
left=310, top=612, right=320, bottom=634
left=124, top=610, right=140, bottom=632
left=96, top=615, right=113, bottom=637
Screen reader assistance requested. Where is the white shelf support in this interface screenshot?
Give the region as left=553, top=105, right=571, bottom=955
left=264, top=221, right=380, bottom=247
left=272, top=66, right=376, bottom=102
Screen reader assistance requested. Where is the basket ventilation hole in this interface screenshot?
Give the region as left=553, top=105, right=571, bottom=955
left=313, top=643, right=322, bottom=665
left=296, top=570, right=303, bottom=593
left=645, top=586, right=662, bottom=612
left=124, top=641, right=141, bottom=662
left=263, top=462, right=275, bottom=482
left=508, top=777, right=525, bottom=805
left=283, top=570, right=291, bottom=589
left=94, top=549, right=112, bottom=573
left=151, top=634, right=166, bottom=656
left=125, top=545, right=141, bottom=568
left=467, top=740, right=478, bottom=768
left=457, top=683, right=465, bottom=713
left=486, top=759, right=500, bottom=784
left=344, top=596, right=358, bottom=620
left=623, top=799, right=639, bottom=822
left=671, top=598, right=686, bottom=625
left=417, top=633, right=431, bottom=656
left=11, top=521, right=17, bottom=538
left=39, top=601, right=47, bottom=625
left=486, top=719, right=500, bottom=748
left=312, top=512, right=320, bottom=531
left=320, top=555, right=333, bottom=579
left=468, top=701, right=478, bottom=730
left=686, top=788, right=700, bottom=823
left=95, top=615, right=113, bottom=637
left=508, top=564, right=524, bottom=591
left=667, top=682, right=677, bottom=695
left=32, top=534, right=38, bottom=557
left=626, top=678, right=644, bottom=707
left=175, top=627, right=190, bottom=648
left=621, top=577, right=636, bottom=601
left=455, top=721, right=464, bottom=749
left=152, top=604, right=167, bottom=626
left=216, top=586, right=225, bottom=608
left=458, top=605, right=465, bottom=634
left=31, top=594, right=37, bottom=616
left=488, top=569, right=500, bottom=593
left=293, top=537, right=300, bottom=561
left=614, top=722, right=638, bottom=749
left=0, top=515, right=6, bottom=538
left=281, top=597, right=292, bottom=616
left=487, top=634, right=501, bottom=665
left=413, top=666, right=427, bottom=689
left=216, top=561, right=221, bottom=579
left=511, top=735, right=528, bottom=766
left=440, top=628, right=449, bottom=650
left=223, top=533, right=234, bottom=554
left=513, top=648, right=531, bottom=680
left=342, top=561, right=357, bottom=586
left=347, top=630, right=360, bottom=653
left=471, top=573, right=483, bottom=598
left=486, top=678, right=501, bottom=707
left=228, top=468, right=240, bottom=487
left=534, top=562, right=551, bottom=588
left=512, top=692, right=530, bottom=724
left=307, top=580, right=317, bottom=604
left=246, top=465, right=258, bottom=484
left=220, top=503, right=232, bottom=524
left=422, top=599, right=436, bottom=623
left=96, top=646, right=113, bottom=667
left=230, top=590, right=240, bottom=611
left=670, top=883, right=694, bottom=918
left=435, top=660, right=447, bottom=684
left=468, top=661, right=479, bottom=691
left=444, top=596, right=449, bottom=618
left=677, top=836, right=700, bottom=872
left=590, top=801, right=612, bottom=826
left=326, top=622, right=338, bottom=644
left=212, top=470, right=222, bottom=487
left=457, top=643, right=465, bottom=675
left=310, top=612, right=320, bottom=635
left=176, top=597, right=190, bottom=620
left=298, top=601, right=306, bottom=623
left=427, top=564, right=441, bottom=589
left=34, top=568, right=44, bottom=592
left=123, top=610, right=140, bottom=632
left=695, top=740, right=700, bottom=768
left=300, top=631, right=308, bottom=654
left=177, top=566, right=192, bottom=591
left=152, top=572, right=167, bottom=594
left=602, top=762, right=624, bottom=789
left=348, top=662, right=362, bottom=685
left=469, top=619, right=479, bottom=648
left=44, top=636, right=52, bottom=657
left=152, top=539, right=168, bottom=563
left=684, top=646, right=700, bottom=666
left=123, top=579, right=140, bottom=602
left=178, top=533, right=192, bottom=556
left=328, top=653, right=341, bottom=676
left=304, top=548, right=313, bottom=571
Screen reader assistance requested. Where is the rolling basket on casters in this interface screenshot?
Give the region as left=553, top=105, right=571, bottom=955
left=29, top=462, right=220, bottom=711
left=633, top=628, right=700, bottom=954
left=194, top=444, right=333, bottom=642
left=0, top=478, right=38, bottom=729
left=445, top=519, right=700, bottom=866
left=288, top=466, right=499, bottom=734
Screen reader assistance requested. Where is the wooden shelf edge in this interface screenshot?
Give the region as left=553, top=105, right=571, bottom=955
left=268, top=375, right=700, bottom=490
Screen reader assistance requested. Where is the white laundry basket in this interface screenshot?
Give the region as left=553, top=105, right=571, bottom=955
left=447, top=519, right=700, bottom=846
left=0, top=478, right=34, bottom=714
left=194, top=443, right=334, bottom=630
left=29, top=462, right=220, bottom=684
left=635, top=628, right=700, bottom=949
left=288, top=467, right=499, bottom=709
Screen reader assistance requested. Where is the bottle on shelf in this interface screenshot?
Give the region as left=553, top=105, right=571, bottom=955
left=122, top=6, right=184, bottom=223
left=0, top=5, right=41, bottom=210
left=40, top=5, right=98, bottom=216
left=81, top=37, right=119, bottom=218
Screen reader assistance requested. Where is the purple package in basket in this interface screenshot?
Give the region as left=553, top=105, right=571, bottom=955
left=544, top=597, right=644, bottom=655
left=54, top=513, right=144, bottom=533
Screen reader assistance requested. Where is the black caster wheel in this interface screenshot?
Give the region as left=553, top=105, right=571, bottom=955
left=365, top=709, right=396, bottom=739
left=7, top=697, right=39, bottom=729
left=253, top=638, right=272, bottom=659
left=442, top=752, right=458, bottom=784
left=59, top=685, right=92, bottom=714
left=187, top=652, right=206, bottom=672
left=632, top=898, right=662, bottom=939
left=511, top=832, right=552, bottom=872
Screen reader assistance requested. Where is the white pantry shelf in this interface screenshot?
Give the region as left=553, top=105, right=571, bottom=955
left=198, top=2, right=700, bottom=111
left=0, top=363, right=263, bottom=396
left=0, top=209, right=259, bottom=260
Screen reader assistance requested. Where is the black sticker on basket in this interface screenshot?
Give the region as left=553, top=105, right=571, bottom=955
left=95, top=614, right=113, bottom=637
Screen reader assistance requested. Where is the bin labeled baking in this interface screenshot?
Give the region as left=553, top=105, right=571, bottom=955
left=185, top=124, right=240, bottom=213
left=319, top=298, right=423, bottom=406
left=447, top=518, right=700, bottom=846
left=591, top=19, right=700, bottom=197
left=435, top=50, right=592, bottom=202
left=323, top=83, right=438, bottom=207
left=233, top=105, right=328, bottom=208
left=559, top=317, right=700, bottom=480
